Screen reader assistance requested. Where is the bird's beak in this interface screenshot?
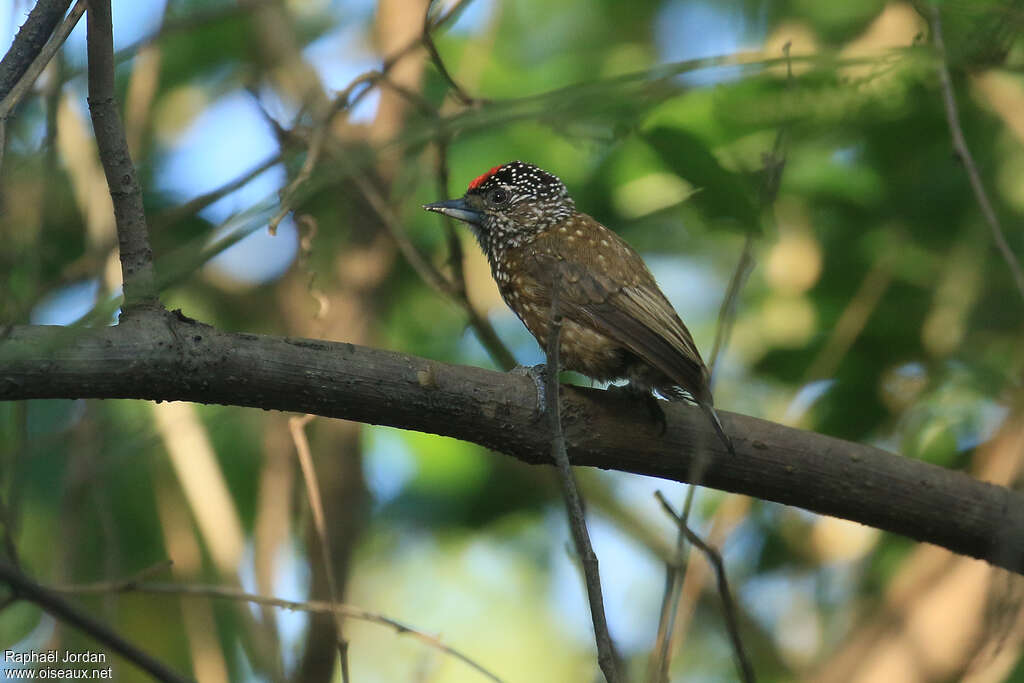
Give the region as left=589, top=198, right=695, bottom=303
left=422, top=198, right=483, bottom=226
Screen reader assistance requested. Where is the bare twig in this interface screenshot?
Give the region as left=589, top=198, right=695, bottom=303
left=356, top=174, right=455, bottom=296
left=264, top=0, right=480, bottom=232
left=463, top=306, right=517, bottom=371
left=266, top=71, right=377, bottom=234
left=650, top=43, right=794, bottom=682
left=259, top=3, right=517, bottom=371
left=422, top=0, right=483, bottom=107
left=86, top=0, right=159, bottom=308
left=152, top=153, right=282, bottom=232
left=654, top=492, right=755, bottom=683
left=342, top=84, right=516, bottom=369
left=0, top=0, right=84, bottom=122
left=0, top=0, right=72, bottom=100
left=268, top=122, right=328, bottom=235
left=51, top=560, right=175, bottom=594
left=707, top=236, right=755, bottom=381
left=544, top=283, right=621, bottom=683
left=435, top=141, right=466, bottom=296
left=0, top=498, right=21, bottom=570
left=57, top=578, right=504, bottom=682
left=929, top=4, right=1024, bottom=303
left=0, top=561, right=192, bottom=683
left=289, top=414, right=350, bottom=683
left=355, top=174, right=516, bottom=370
left=383, top=0, right=477, bottom=72
left=264, top=62, right=452, bottom=236
left=708, top=41, right=790, bottom=379
left=0, top=0, right=83, bottom=176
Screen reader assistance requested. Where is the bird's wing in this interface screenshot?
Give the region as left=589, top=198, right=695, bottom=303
left=524, top=225, right=711, bottom=402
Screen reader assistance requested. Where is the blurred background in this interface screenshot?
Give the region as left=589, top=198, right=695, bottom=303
left=1, top=0, right=1024, bottom=681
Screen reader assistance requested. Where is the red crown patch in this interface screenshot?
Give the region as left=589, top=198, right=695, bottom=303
left=468, top=165, right=503, bottom=191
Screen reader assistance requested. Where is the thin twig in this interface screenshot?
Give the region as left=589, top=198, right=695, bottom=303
left=354, top=174, right=516, bottom=369
left=344, top=81, right=516, bottom=368
left=266, top=71, right=378, bottom=235
left=708, top=41, right=790, bottom=379
left=260, top=0, right=516, bottom=369
left=57, top=578, right=504, bottom=682
left=929, top=4, right=1024, bottom=303
left=707, top=237, right=755, bottom=382
left=544, top=282, right=621, bottom=683
left=57, top=145, right=275, bottom=286
left=0, top=498, right=21, bottom=570
left=654, top=492, right=755, bottom=683
left=153, top=153, right=282, bottom=231
left=268, top=121, right=328, bottom=235
left=436, top=141, right=466, bottom=297
left=378, top=74, right=438, bottom=115
left=462, top=300, right=517, bottom=371
left=649, top=42, right=794, bottom=683
left=190, top=0, right=474, bottom=376
left=0, top=561, right=192, bottom=683
left=356, top=175, right=454, bottom=296
left=431, top=140, right=517, bottom=370
left=0, top=0, right=72, bottom=100
left=86, top=0, right=160, bottom=308
left=50, top=560, right=175, bottom=594
left=422, top=0, right=483, bottom=107
left=0, top=0, right=84, bottom=122
left=383, top=0, right=477, bottom=72
left=289, top=414, right=350, bottom=683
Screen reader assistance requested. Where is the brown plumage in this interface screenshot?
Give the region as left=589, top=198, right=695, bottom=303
left=424, top=160, right=733, bottom=454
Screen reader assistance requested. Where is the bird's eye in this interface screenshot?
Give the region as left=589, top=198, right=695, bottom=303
left=490, top=189, right=508, bottom=205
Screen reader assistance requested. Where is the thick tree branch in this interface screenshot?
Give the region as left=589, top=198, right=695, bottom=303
left=0, top=314, right=1022, bottom=574
left=86, top=0, right=159, bottom=308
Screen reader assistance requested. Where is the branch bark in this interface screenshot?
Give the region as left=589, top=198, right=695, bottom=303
left=0, top=0, right=72, bottom=101
left=1, top=313, right=1022, bottom=574
left=0, top=0, right=84, bottom=123
left=86, top=0, right=159, bottom=308
left=544, top=288, right=621, bottom=683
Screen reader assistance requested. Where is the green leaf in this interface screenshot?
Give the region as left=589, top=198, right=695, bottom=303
left=641, top=126, right=761, bottom=232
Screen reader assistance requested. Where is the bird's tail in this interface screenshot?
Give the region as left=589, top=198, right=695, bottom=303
left=700, top=402, right=736, bottom=456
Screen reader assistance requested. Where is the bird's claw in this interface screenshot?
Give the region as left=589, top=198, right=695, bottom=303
left=643, top=393, right=668, bottom=436
left=606, top=383, right=667, bottom=435
left=511, top=363, right=548, bottom=418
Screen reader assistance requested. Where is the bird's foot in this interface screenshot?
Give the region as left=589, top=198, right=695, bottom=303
left=642, top=393, right=668, bottom=436
left=510, top=363, right=548, bottom=418
left=605, top=383, right=667, bottom=435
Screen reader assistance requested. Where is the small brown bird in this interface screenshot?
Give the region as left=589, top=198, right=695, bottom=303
left=424, top=160, right=733, bottom=454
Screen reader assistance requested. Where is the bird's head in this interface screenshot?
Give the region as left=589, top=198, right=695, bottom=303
left=423, top=161, right=575, bottom=256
